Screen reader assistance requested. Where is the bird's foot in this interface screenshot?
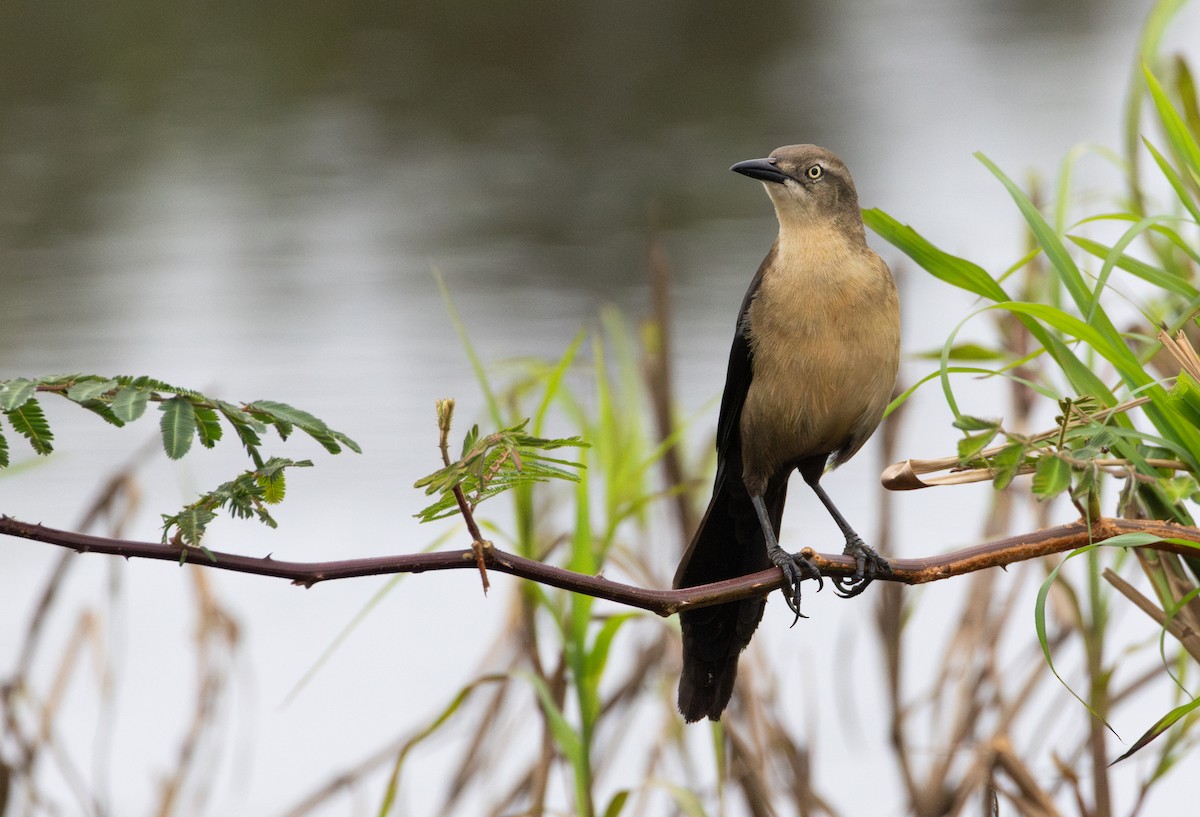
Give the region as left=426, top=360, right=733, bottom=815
left=831, top=536, right=891, bottom=599
left=767, top=545, right=823, bottom=624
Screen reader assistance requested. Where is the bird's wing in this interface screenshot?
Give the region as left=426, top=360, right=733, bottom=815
left=713, top=245, right=773, bottom=465
left=672, top=248, right=775, bottom=590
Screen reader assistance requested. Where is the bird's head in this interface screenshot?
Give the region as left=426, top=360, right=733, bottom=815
left=731, top=144, right=861, bottom=229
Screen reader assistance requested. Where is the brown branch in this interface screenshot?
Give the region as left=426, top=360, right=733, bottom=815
left=2, top=515, right=1199, bottom=618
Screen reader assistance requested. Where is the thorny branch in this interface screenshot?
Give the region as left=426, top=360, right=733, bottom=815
left=2, top=515, right=1198, bottom=617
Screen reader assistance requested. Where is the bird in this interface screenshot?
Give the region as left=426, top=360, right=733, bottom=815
left=674, top=144, right=901, bottom=723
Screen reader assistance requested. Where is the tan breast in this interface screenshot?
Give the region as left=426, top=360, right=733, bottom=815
left=739, top=227, right=900, bottom=494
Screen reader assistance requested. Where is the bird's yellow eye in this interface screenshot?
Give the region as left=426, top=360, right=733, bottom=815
left=806, top=165, right=823, bottom=180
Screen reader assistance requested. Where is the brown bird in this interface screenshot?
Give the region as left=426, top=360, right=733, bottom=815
left=674, top=145, right=900, bottom=722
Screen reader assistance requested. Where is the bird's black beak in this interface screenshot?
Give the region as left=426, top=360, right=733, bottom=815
left=731, top=158, right=789, bottom=185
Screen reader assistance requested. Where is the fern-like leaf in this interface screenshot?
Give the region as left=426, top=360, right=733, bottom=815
left=247, top=400, right=360, bottom=454
left=159, top=397, right=196, bottom=459
left=217, top=400, right=265, bottom=457
left=0, top=379, right=36, bottom=412
left=79, top=400, right=125, bottom=428
left=330, top=429, right=362, bottom=454
left=5, top=398, right=54, bottom=455
left=194, top=406, right=223, bottom=448
left=167, top=508, right=218, bottom=547
left=111, top=385, right=151, bottom=422
left=161, top=457, right=313, bottom=544
left=247, top=400, right=324, bottom=428
left=66, top=378, right=118, bottom=403
left=259, top=468, right=287, bottom=503
left=413, top=416, right=587, bottom=523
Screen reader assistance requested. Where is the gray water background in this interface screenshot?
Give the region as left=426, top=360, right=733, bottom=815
left=2, top=1, right=1198, bottom=814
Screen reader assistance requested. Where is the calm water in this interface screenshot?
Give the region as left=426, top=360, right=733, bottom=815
left=2, top=1, right=1197, bottom=814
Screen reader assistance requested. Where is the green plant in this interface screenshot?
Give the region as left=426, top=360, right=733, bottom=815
left=0, top=373, right=359, bottom=545
left=863, top=0, right=1200, bottom=778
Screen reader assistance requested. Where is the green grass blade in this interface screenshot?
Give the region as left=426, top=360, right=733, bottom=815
left=1124, top=0, right=1190, bottom=202
left=532, top=329, right=586, bottom=435
left=1035, top=542, right=1121, bottom=735
left=1067, top=233, right=1198, bottom=300
left=976, top=153, right=1111, bottom=327
left=1111, top=695, right=1200, bottom=765
left=522, top=670, right=590, bottom=816
left=374, top=674, right=507, bottom=817
left=434, top=268, right=502, bottom=428
left=863, top=209, right=1008, bottom=301
left=1144, top=61, right=1200, bottom=182
left=1143, top=138, right=1200, bottom=222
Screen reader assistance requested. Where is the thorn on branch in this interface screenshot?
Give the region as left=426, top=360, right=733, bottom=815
left=472, top=538, right=492, bottom=594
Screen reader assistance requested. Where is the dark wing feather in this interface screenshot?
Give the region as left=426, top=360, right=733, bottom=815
left=675, top=248, right=783, bottom=722
left=674, top=245, right=774, bottom=586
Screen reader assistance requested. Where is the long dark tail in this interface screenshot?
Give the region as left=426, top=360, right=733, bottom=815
left=674, top=471, right=783, bottom=722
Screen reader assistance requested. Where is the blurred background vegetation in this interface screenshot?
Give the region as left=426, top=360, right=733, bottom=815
left=3, top=1, right=1200, bottom=815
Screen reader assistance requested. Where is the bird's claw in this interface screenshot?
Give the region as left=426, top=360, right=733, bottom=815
left=831, top=537, right=891, bottom=599
left=768, top=547, right=823, bottom=625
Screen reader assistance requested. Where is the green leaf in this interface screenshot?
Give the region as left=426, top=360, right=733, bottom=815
left=912, top=342, right=1009, bottom=362
left=1143, top=138, right=1200, bottom=223
left=194, top=406, right=223, bottom=448
left=1034, top=542, right=1121, bottom=735
left=66, top=378, right=118, bottom=403
left=435, top=270, right=503, bottom=427
left=160, top=457, right=313, bottom=543
left=977, top=153, right=1104, bottom=324
left=1144, top=61, right=1200, bottom=180
left=164, top=507, right=217, bottom=546
left=247, top=400, right=327, bottom=430
left=1168, top=371, right=1200, bottom=428
left=953, top=415, right=1000, bottom=432
left=1031, top=454, right=1072, bottom=500
left=1176, top=54, right=1200, bottom=140
left=374, top=675, right=507, bottom=817
left=584, top=613, right=637, bottom=688
left=957, top=428, right=998, bottom=463
left=5, top=398, right=54, bottom=455
left=0, top=425, right=9, bottom=467
left=862, top=209, right=1008, bottom=301
left=522, top=672, right=588, bottom=815
left=79, top=400, right=125, bottom=428
left=122, top=374, right=182, bottom=393
left=330, top=429, right=362, bottom=454
left=1067, top=234, right=1199, bottom=300
left=1161, top=474, right=1200, bottom=504
left=111, top=385, right=151, bottom=422
left=602, top=791, right=630, bottom=817
left=1110, top=695, right=1200, bottom=765
left=159, top=397, right=196, bottom=459
left=217, top=400, right=265, bottom=454
left=247, top=400, right=356, bottom=455
left=414, top=420, right=586, bottom=522
left=0, top=379, right=36, bottom=412
left=990, top=442, right=1027, bottom=491
left=259, top=469, right=287, bottom=504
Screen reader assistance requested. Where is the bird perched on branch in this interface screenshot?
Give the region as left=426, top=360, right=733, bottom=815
left=674, top=144, right=901, bottom=722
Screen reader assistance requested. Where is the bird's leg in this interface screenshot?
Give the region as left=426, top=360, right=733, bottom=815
left=805, top=479, right=891, bottom=599
left=750, top=493, right=823, bottom=622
